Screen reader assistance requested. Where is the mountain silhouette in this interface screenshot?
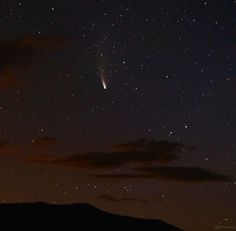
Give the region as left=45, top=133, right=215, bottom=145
left=0, top=202, right=184, bottom=231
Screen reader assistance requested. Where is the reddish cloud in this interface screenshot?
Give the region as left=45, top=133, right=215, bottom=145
left=99, top=194, right=148, bottom=203
left=0, top=140, right=21, bottom=156
left=27, top=154, right=57, bottom=163
left=31, top=136, right=59, bottom=147
left=112, top=138, right=186, bottom=153
left=0, top=36, right=69, bottom=90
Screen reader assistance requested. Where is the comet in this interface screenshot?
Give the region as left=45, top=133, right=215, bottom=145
left=99, top=67, right=108, bottom=90
left=101, top=77, right=107, bottom=90
left=97, top=57, right=108, bottom=90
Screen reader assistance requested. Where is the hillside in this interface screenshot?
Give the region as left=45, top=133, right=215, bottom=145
left=0, top=202, right=184, bottom=231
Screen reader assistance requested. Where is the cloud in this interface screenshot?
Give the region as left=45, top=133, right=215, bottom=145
left=99, top=194, right=148, bottom=203
left=26, top=138, right=231, bottom=183
left=0, top=140, right=21, bottom=156
left=135, top=166, right=232, bottom=182
left=0, top=69, right=20, bottom=90
left=0, top=140, right=9, bottom=149
left=27, top=154, right=57, bottom=163
left=31, top=136, right=59, bottom=147
left=93, top=166, right=232, bottom=183
left=112, top=138, right=147, bottom=152
left=28, top=138, right=185, bottom=167
left=0, top=36, right=69, bottom=90
left=112, top=138, right=186, bottom=153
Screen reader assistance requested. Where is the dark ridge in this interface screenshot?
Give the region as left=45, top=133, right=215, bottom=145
left=0, top=202, right=184, bottom=231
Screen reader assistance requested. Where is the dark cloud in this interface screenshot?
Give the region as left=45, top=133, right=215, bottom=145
left=93, top=166, right=232, bottom=183
left=27, top=138, right=231, bottom=183
left=0, top=36, right=69, bottom=90
left=135, top=166, right=232, bottom=182
left=112, top=138, right=147, bottom=152
left=31, top=136, right=59, bottom=146
left=99, top=194, right=148, bottom=203
left=28, top=138, right=185, bottom=167
left=112, top=138, right=186, bottom=153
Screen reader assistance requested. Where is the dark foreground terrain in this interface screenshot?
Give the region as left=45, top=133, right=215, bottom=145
left=0, top=203, right=184, bottom=231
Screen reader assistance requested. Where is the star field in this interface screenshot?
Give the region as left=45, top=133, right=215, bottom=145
left=0, top=1, right=236, bottom=231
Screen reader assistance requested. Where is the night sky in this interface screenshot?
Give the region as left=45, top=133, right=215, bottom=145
left=0, top=0, right=236, bottom=230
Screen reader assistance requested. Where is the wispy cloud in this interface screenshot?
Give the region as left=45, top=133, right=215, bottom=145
left=99, top=194, right=148, bottom=203
left=0, top=36, right=69, bottom=90
left=0, top=140, right=21, bottom=156
left=93, top=166, right=231, bottom=183
left=26, top=138, right=232, bottom=183
left=31, top=136, right=60, bottom=147
left=28, top=139, right=185, bottom=167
